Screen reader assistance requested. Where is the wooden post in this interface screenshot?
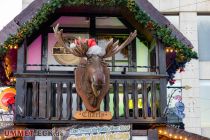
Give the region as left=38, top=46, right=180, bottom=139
left=39, top=80, right=47, bottom=118
left=15, top=79, right=26, bottom=119
left=133, top=80, right=138, bottom=119
left=47, top=81, right=52, bottom=119
left=123, top=81, right=129, bottom=119
left=66, top=82, right=73, bottom=120
left=76, top=95, right=82, bottom=111
left=113, top=81, right=119, bottom=119
left=15, top=39, right=27, bottom=119
left=26, top=83, right=32, bottom=116
left=151, top=81, right=156, bottom=119
left=32, top=82, right=38, bottom=118
left=56, top=82, right=63, bottom=120
left=142, top=81, right=148, bottom=119
left=157, top=40, right=167, bottom=117
left=104, top=90, right=110, bottom=111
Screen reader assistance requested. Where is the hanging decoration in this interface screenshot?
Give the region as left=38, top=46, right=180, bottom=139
left=0, top=87, right=16, bottom=111
left=0, top=0, right=198, bottom=85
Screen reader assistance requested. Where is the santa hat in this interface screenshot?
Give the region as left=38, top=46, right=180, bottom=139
left=86, top=38, right=105, bottom=56
left=69, top=38, right=105, bottom=56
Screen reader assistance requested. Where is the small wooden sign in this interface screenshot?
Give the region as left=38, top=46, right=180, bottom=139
left=74, top=111, right=112, bottom=120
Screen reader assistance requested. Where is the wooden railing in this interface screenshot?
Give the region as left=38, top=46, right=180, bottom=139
left=15, top=72, right=167, bottom=125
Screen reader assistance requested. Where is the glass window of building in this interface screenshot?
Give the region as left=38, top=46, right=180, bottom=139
left=198, top=16, right=210, bottom=61
left=200, top=80, right=210, bottom=127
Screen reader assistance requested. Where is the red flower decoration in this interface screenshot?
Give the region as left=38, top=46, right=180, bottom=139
left=179, top=67, right=185, bottom=73
left=169, top=79, right=176, bottom=85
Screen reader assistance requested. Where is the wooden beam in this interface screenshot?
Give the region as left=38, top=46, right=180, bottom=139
left=41, top=32, right=48, bottom=71
left=90, top=16, right=96, bottom=38
left=132, top=130, right=147, bottom=136
left=26, top=14, right=60, bottom=46
left=120, top=7, right=153, bottom=43
left=55, top=6, right=122, bottom=17
left=47, top=27, right=130, bottom=34
left=17, top=39, right=26, bottom=73
left=157, top=40, right=167, bottom=117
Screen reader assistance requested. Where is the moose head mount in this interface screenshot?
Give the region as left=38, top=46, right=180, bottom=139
left=53, top=24, right=137, bottom=112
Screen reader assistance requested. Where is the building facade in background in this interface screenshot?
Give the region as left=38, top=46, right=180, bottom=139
left=147, top=0, right=210, bottom=138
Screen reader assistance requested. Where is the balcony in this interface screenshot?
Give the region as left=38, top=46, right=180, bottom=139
left=14, top=71, right=167, bottom=126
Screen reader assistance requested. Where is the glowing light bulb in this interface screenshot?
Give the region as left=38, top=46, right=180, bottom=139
left=170, top=49, right=173, bottom=52
left=169, top=133, right=172, bottom=137
left=10, top=77, right=14, bottom=82
left=180, top=136, right=183, bottom=139
left=159, top=130, right=162, bottom=134
left=164, top=131, right=167, bottom=135
left=174, top=135, right=177, bottom=139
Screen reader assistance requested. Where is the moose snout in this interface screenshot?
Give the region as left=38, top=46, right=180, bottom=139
left=92, top=74, right=105, bottom=90
left=94, top=83, right=104, bottom=90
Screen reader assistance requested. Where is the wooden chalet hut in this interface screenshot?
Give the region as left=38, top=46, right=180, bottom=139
left=0, top=0, right=199, bottom=139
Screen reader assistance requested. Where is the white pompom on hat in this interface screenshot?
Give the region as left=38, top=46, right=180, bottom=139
left=86, top=38, right=105, bottom=56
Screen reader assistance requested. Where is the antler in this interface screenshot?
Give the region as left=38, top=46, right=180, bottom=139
left=53, top=24, right=88, bottom=57
left=103, top=30, right=137, bottom=58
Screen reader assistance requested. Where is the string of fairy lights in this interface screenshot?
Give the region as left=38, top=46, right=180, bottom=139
left=158, top=128, right=188, bottom=140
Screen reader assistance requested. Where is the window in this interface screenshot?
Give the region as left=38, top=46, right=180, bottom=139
left=26, top=35, right=42, bottom=70
left=51, top=16, right=90, bottom=28
left=198, top=16, right=210, bottom=61
left=48, top=33, right=89, bottom=71
left=27, top=16, right=157, bottom=73
left=200, top=80, right=210, bottom=127
left=97, top=35, right=130, bottom=72
left=96, top=17, right=127, bottom=29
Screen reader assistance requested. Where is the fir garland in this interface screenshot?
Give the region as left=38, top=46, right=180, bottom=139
left=0, top=0, right=198, bottom=84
